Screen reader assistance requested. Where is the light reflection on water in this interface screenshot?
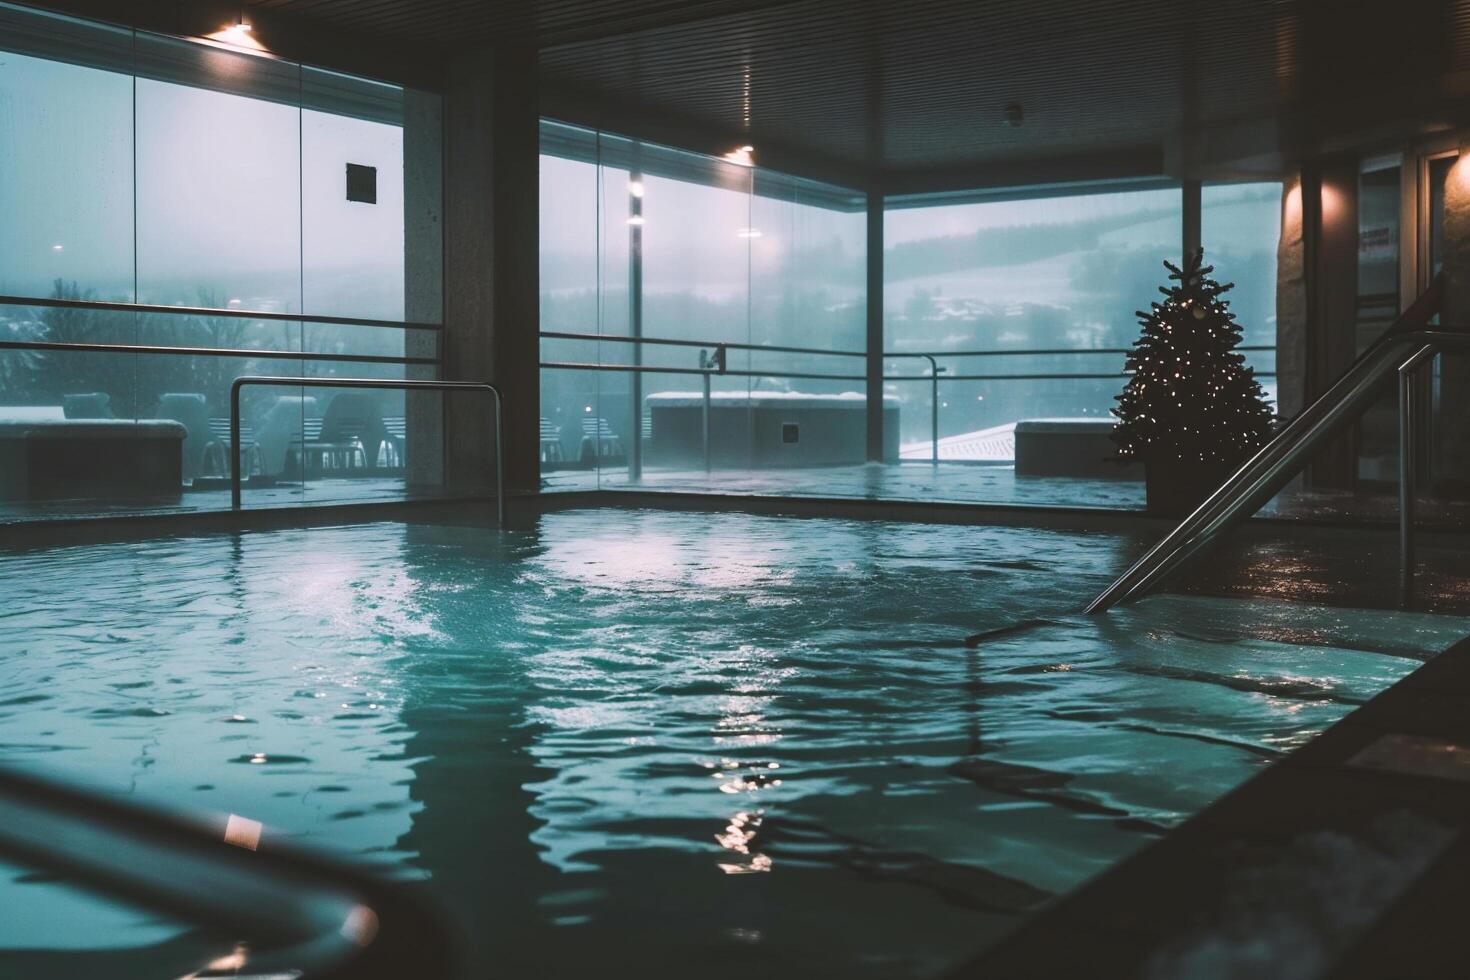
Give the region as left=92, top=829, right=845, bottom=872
left=0, top=510, right=1463, bottom=978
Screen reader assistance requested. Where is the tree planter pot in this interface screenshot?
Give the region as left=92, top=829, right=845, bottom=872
left=1144, top=459, right=1237, bottom=518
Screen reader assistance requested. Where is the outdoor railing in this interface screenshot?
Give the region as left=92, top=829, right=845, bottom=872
left=540, top=329, right=1274, bottom=464
left=0, top=294, right=439, bottom=369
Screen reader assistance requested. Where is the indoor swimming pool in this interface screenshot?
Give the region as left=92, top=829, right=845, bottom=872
left=0, top=510, right=1465, bottom=978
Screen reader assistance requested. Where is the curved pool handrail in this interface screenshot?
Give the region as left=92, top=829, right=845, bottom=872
left=0, top=765, right=453, bottom=979
left=1086, top=326, right=1470, bottom=614
left=230, top=376, right=505, bottom=526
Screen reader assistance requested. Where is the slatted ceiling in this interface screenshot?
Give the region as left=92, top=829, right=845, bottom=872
left=244, top=0, right=807, bottom=47
left=539, top=0, right=1291, bottom=168
left=30, top=0, right=1466, bottom=178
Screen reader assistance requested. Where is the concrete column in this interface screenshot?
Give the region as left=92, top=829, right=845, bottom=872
left=1276, top=161, right=1359, bottom=487
left=1276, top=172, right=1309, bottom=421
left=1437, top=150, right=1470, bottom=484
left=441, top=46, right=540, bottom=496
left=1311, top=160, right=1361, bottom=487
left=404, top=87, right=444, bottom=489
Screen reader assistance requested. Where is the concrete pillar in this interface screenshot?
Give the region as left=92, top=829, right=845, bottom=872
left=441, top=46, right=540, bottom=497
left=1437, top=150, right=1470, bottom=484
left=1276, top=173, right=1308, bottom=421
left=1276, top=161, right=1359, bottom=487
left=404, top=87, right=444, bottom=489
left=1312, top=161, right=1361, bottom=487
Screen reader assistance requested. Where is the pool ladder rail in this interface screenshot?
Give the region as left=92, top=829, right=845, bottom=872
left=230, top=376, right=506, bottom=527
left=0, top=765, right=454, bottom=979
left=1087, top=276, right=1463, bottom=614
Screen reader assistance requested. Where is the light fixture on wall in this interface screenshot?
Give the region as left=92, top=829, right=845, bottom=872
left=628, top=180, right=645, bottom=198
left=626, top=215, right=645, bottom=227
left=735, top=227, right=762, bottom=239
left=207, top=9, right=267, bottom=50
left=723, top=145, right=756, bottom=167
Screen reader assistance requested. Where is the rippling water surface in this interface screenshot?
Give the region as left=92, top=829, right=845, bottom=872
left=0, top=510, right=1459, bottom=978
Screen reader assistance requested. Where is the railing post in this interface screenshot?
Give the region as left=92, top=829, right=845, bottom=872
left=924, top=354, right=942, bottom=465
left=230, top=379, right=243, bottom=512
left=1399, top=351, right=1426, bottom=609
left=701, top=360, right=712, bottom=473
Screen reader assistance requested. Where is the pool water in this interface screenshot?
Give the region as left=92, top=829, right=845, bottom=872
left=0, top=510, right=1464, bottom=978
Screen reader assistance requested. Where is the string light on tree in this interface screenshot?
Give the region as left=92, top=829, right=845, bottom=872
left=1112, top=249, right=1275, bottom=511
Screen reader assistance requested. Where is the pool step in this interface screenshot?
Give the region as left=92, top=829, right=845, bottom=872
left=945, top=615, right=1470, bottom=980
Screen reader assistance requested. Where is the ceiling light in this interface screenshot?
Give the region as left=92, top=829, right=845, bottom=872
left=206, top=10, right=267, bottom=50
left=722, top=145, right=755, bottom=167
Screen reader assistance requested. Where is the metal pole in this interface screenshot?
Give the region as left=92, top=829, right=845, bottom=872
left=230, top=380, right=243, bottom=511
left=1400, top=357, right=1419, bottom=608
left=492, top=386, right=505, bottom=528
left=628, top=167, right=644, bottom=482
left=702, top=363, right=712, bottom=473
left=924, top=354, right=940, bottom=465
left=866, top=191, right=885, bottom=462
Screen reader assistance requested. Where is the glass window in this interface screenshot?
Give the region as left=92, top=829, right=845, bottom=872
left=884, top=186, right=1182, bottom=457
left=0, top=24, right=134, bottom=300
left=538, top=122, right=868, bottom=490
left=1202, top=181, right=1281, bottom=402
left=0, top=3, right=442, bottom=517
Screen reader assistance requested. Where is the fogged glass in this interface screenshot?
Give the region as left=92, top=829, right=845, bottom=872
left=134, top=34, right=302, bottom=313
left=538, top=368, right=602, bottom=490
left=749, top=176, right=866, bottom=354
left=884, top=186, right=1183, bottom=456
left=0, top=22, right=134, bottom=300
left=295, top=372, right=408, bottom=507
left=1201, top=182, right=1280, bottom=388
left=539, top=121, right=870, bottom=491
left=0, top=2, right=440, bottom=515
left=302, top=68, right=406, bottom=321
left=884, top=351, right=1129, bottom=463
left=539, top=149, right=603, bottom=484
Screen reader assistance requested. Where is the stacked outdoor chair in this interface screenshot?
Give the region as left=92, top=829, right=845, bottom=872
left=381, top=416, right=407, bottom=468
left=540, top=417, right=564, bottom=464
left=206, top=416, right=264, bottom=479
left=579, top=416, right=624, bottom=466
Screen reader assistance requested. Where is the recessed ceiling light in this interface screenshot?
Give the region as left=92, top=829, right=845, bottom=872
left=722, top=145, right=755, bottom=167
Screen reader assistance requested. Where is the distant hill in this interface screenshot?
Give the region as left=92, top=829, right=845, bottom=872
left=885, top=206, right=1176, bottom=282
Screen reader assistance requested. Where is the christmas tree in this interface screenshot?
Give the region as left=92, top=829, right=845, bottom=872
left=1112, top=249, right=1275, bottom=466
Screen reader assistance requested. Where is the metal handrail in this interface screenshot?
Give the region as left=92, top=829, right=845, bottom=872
left=540, top=329, right=1273, bottom=361
left=885, top=344, right=1274, bottom=359
left=539, top=360, right=865, bottom=382
left=0, top=764, right=452, bottom=979
left=0, top=338, right=436, bottom=366
left=887, top=352, right=944, bottom=463
left=1085, top=329, right=1469, bottom=614
left=542, top=330, right=864, bottom=359
left=231, top=376, right=504, bottom=526
left=0, top=292, right=444, bottom=332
